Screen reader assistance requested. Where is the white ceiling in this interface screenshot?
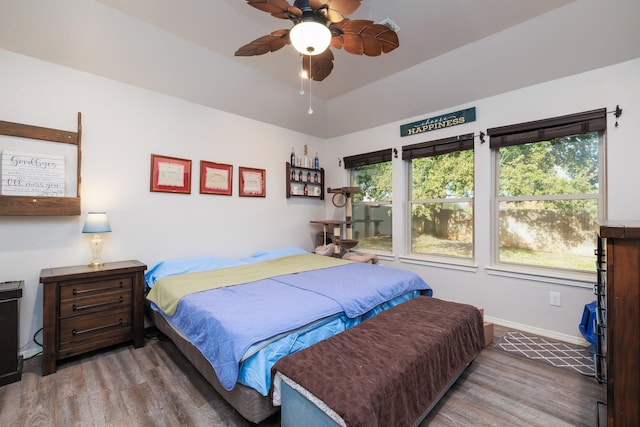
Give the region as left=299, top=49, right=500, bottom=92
left=1, top=0, right=639, bottom=138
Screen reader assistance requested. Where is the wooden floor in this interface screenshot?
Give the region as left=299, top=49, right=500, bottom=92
left=0, top=325, right=605, bottom=426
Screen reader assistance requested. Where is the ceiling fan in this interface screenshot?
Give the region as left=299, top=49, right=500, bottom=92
left=234, top=0, right=399, bottom=81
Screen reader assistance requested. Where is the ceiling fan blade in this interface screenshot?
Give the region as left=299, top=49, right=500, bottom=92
left=235, top=30, right=290, bottom=56
left=328, top=0, right=361, bottom=15
left=302, top=49, right=335, bottom=81
left=330, top=34, right=344, bottom=50
left=246, top=0, right=302, bottom=19
left=311, top=0, right=361, bottom=15
left=309, top=0, right=361, bottom=22
left=376, top=26, right=400, bottom=54
left=333, top=19, right=399, bottom=56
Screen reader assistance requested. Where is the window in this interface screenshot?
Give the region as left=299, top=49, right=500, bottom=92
left=488, top=108, right=605, bottom=272
left=344, top=149, right=393, bottom=252
left=403, top=134, right=474, bottom=259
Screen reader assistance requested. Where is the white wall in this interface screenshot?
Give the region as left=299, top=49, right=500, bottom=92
left=325, top=58, right=640, bottom=343
left=0, top=49, right=327, bottom=357
left=3, top=46, right=639, bottom=357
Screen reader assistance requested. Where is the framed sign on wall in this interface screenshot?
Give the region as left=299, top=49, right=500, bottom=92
left=150, top=154, right=192, bottom=194
left=239, top=166, right=265, bottom=197
left=200, top=161, right=232, bottom=196
left=0, top=113, right=82, bottom=216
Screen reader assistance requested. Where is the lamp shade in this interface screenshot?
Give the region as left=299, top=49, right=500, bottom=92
left=82, top=212, right=112, bottom=234
left=289, top=20, right=331, bottom=55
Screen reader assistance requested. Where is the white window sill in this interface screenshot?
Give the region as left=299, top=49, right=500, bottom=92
left=392, top=255, right=595, bottom=288
left=485, top=264, right=595, bottom=288
left=352, top=248, right=394, bottom=262
left=398, top=255, right=478, bottom=273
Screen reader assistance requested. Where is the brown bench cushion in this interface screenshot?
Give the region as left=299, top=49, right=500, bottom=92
left=273, top=296, right=484, bottom=427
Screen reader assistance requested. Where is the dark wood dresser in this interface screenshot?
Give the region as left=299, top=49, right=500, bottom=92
left=598, top=221, right=640, bottom=426
left=40, top=260, right=146, bottom=376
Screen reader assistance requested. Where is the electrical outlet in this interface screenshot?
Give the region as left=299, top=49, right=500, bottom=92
left=549, top=291, right=562, bottom=307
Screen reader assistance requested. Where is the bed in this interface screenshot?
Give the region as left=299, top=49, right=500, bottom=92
left=145, top=247, right=434, bottom=423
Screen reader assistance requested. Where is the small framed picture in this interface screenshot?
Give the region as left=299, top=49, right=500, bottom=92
left=239, top=166, right=266, bottom=197
left=150, top=154, right=192, bottom=194
left=200, top=161, right=233, bottom=196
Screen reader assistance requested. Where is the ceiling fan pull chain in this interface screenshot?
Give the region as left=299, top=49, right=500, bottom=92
left=308, top=55, right=314, bottom=115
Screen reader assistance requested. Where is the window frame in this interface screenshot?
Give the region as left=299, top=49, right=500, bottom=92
left=403, top=133, right=475, bottom=261
left=488, top=108, right=606, bottom=277
left=344, top=149, right=394, bottom=253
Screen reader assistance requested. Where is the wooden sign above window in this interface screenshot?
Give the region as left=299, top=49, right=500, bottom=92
left=400, top=107, right=476, bottom=137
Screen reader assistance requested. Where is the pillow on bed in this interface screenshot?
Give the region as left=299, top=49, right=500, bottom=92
left=145, top=256, right=245, bottom=289
left=243, top=247, right=309, bottom=264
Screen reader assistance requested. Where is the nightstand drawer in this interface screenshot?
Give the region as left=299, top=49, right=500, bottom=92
left=59, top=283, right=132, bottom=317
left=59, top=277, right=132, bottom=301
left=59, top=306, right=132, bottom=357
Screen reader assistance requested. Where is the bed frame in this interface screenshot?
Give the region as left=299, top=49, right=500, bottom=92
left=149, top=307, right=278, bottom=423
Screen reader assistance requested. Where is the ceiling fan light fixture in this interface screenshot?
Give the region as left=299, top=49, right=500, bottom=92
left=289, top=17, right=331, bottom=56
left=237, top=0, right=399, bottom=81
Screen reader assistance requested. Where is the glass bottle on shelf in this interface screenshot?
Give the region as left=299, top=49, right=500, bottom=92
left=314, top=153, right=319, bottom=169
left=304, top=184, right=308, bottom=196
left=307, top=171, right=311, bottom=182
left=291, top=168, right=296, bottom=181
left=303, top=144, right=308, bottom=168
left=291, top=147, right=295, bottom=166
left=314, top=172, right=319, bottom=183
left=298, top=170, right=303, bottom=181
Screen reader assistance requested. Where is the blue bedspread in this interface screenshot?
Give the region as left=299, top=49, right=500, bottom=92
left=148, top=252, right=432, bottom=392
left=238, top=290, right=420, bottom=395
left=275, top=262, right=430, bottom=317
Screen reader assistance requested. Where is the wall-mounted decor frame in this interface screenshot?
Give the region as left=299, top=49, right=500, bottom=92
left=200, top=161, right=232, bottom=196
left=150, top=154, right=192, bottom=194
left=0, top=113, right=82, bottom=216
left=239, top=166, right=266, bottom=197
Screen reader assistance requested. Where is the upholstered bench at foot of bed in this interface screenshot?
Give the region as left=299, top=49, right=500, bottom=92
left=272, top=296, right=485, bottom=427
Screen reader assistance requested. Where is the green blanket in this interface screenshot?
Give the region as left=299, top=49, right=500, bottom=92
left=147, top=254, right=352, bottom=316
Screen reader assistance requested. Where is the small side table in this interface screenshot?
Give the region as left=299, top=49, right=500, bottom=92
left=40, top=260, right=146, bottom=375
left=0, top=280, right=23, bottom=386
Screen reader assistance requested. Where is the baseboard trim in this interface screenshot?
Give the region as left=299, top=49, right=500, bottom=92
left=19, top=347, right=42, bottom=360
left=485, top=315, right=589, bottom=347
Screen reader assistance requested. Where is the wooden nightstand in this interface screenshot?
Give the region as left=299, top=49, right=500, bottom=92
left=39, top=260, right=147, bottom=376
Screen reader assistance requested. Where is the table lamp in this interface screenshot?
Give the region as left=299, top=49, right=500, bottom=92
left=82, top=212, right=112, bottom=266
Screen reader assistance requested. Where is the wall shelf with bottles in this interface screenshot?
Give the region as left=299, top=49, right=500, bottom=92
left=286, top=162, right=324, bottom=199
